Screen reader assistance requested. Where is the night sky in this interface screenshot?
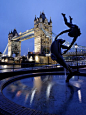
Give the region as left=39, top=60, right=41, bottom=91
left=0, top=0, right=86, bottom=55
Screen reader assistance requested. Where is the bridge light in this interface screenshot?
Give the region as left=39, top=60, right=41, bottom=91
left=26, top=30, right=29, bottom=32
left=29, top=56, right=33, bottom=62
left=46, top=35, right=49, bottom=38
left=5, top=59, right=8, bottom=62
left=19, top=32, right=22, bottom=35
left=2, top=59, right=4, bottom=62
left=35, top=55, right=39, bottom=62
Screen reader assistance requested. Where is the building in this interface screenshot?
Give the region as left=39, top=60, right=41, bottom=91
left=8, top=29, right=21, bottom=57
left=34, top=12, right=52, bottom=54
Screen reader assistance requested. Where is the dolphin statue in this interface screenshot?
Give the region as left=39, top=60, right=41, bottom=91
left=51, top=39, right=72, bottom=82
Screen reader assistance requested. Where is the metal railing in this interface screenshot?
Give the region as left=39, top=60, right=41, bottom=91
left=0, top=62, right=59, bottom=73
left=0, top=60, right=86, bottom=73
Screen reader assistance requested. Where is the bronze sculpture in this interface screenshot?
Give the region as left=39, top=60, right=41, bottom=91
left=51, top=13, right=81, bottom=82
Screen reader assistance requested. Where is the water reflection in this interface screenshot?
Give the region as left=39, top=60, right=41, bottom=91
left=34, top=77, right=42, bottom=93
left=25, top=93, right=29, bottom=103
left=46, top=82, right=54, bottom=100
left=16, top=91, right=22, bottom=97
left=30, top=88, right=37, bottom=105
left=67, top=81, right=82, bottom=103
left=78, top=89, right=82, bottom=103
left=3, top=75, right=84, bottom=114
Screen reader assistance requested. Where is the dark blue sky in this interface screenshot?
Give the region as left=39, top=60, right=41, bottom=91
left=0, top=0, right=86, bottom=55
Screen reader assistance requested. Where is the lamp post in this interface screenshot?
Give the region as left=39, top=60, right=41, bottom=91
left=46, top=53, right=51, bottom=65
left=75, top=43, right=79, bottom=72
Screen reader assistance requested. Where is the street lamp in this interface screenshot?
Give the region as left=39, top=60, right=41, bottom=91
left=75, top=43, right=79, bottom=72
left=46, top=53, right=51, bottom=65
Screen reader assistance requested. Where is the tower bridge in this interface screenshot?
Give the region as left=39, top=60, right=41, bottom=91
left=2, top=12, right=86, bottom=58
left=6, top=12, right=52, bottom=57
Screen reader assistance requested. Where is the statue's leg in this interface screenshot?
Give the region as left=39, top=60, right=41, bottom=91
left=69, top=16, right=73, bottom=24
left=61, top=13, right=67, bottom=23
left=62, top=13, right=72, bottom=28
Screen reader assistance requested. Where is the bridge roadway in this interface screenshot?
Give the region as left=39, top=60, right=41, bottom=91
left=11, top=28, right=34, bottom=41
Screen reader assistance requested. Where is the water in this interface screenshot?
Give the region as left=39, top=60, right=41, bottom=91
left=3, top=74, right=86, bottom=114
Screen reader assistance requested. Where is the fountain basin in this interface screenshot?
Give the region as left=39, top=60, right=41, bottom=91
left=2, top=72, right=86, bottom=115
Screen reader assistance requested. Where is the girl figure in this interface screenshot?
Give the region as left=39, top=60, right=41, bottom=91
left=55, top=13, right=81, bottom=54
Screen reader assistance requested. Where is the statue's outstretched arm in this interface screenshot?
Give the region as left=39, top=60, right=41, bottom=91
left=55, top=29, right=70, bottom=40
left=63, top=36, right=78, bottom=54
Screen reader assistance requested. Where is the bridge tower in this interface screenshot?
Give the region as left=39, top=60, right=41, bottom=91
left=8, top=29, right=21, bottom=57
left=34, top=12, right=52, bottom=54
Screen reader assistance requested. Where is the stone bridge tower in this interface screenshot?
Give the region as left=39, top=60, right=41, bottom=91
left=34, top=12, right=52, bottom=54
left=8, top=29, right=21, bottom=57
